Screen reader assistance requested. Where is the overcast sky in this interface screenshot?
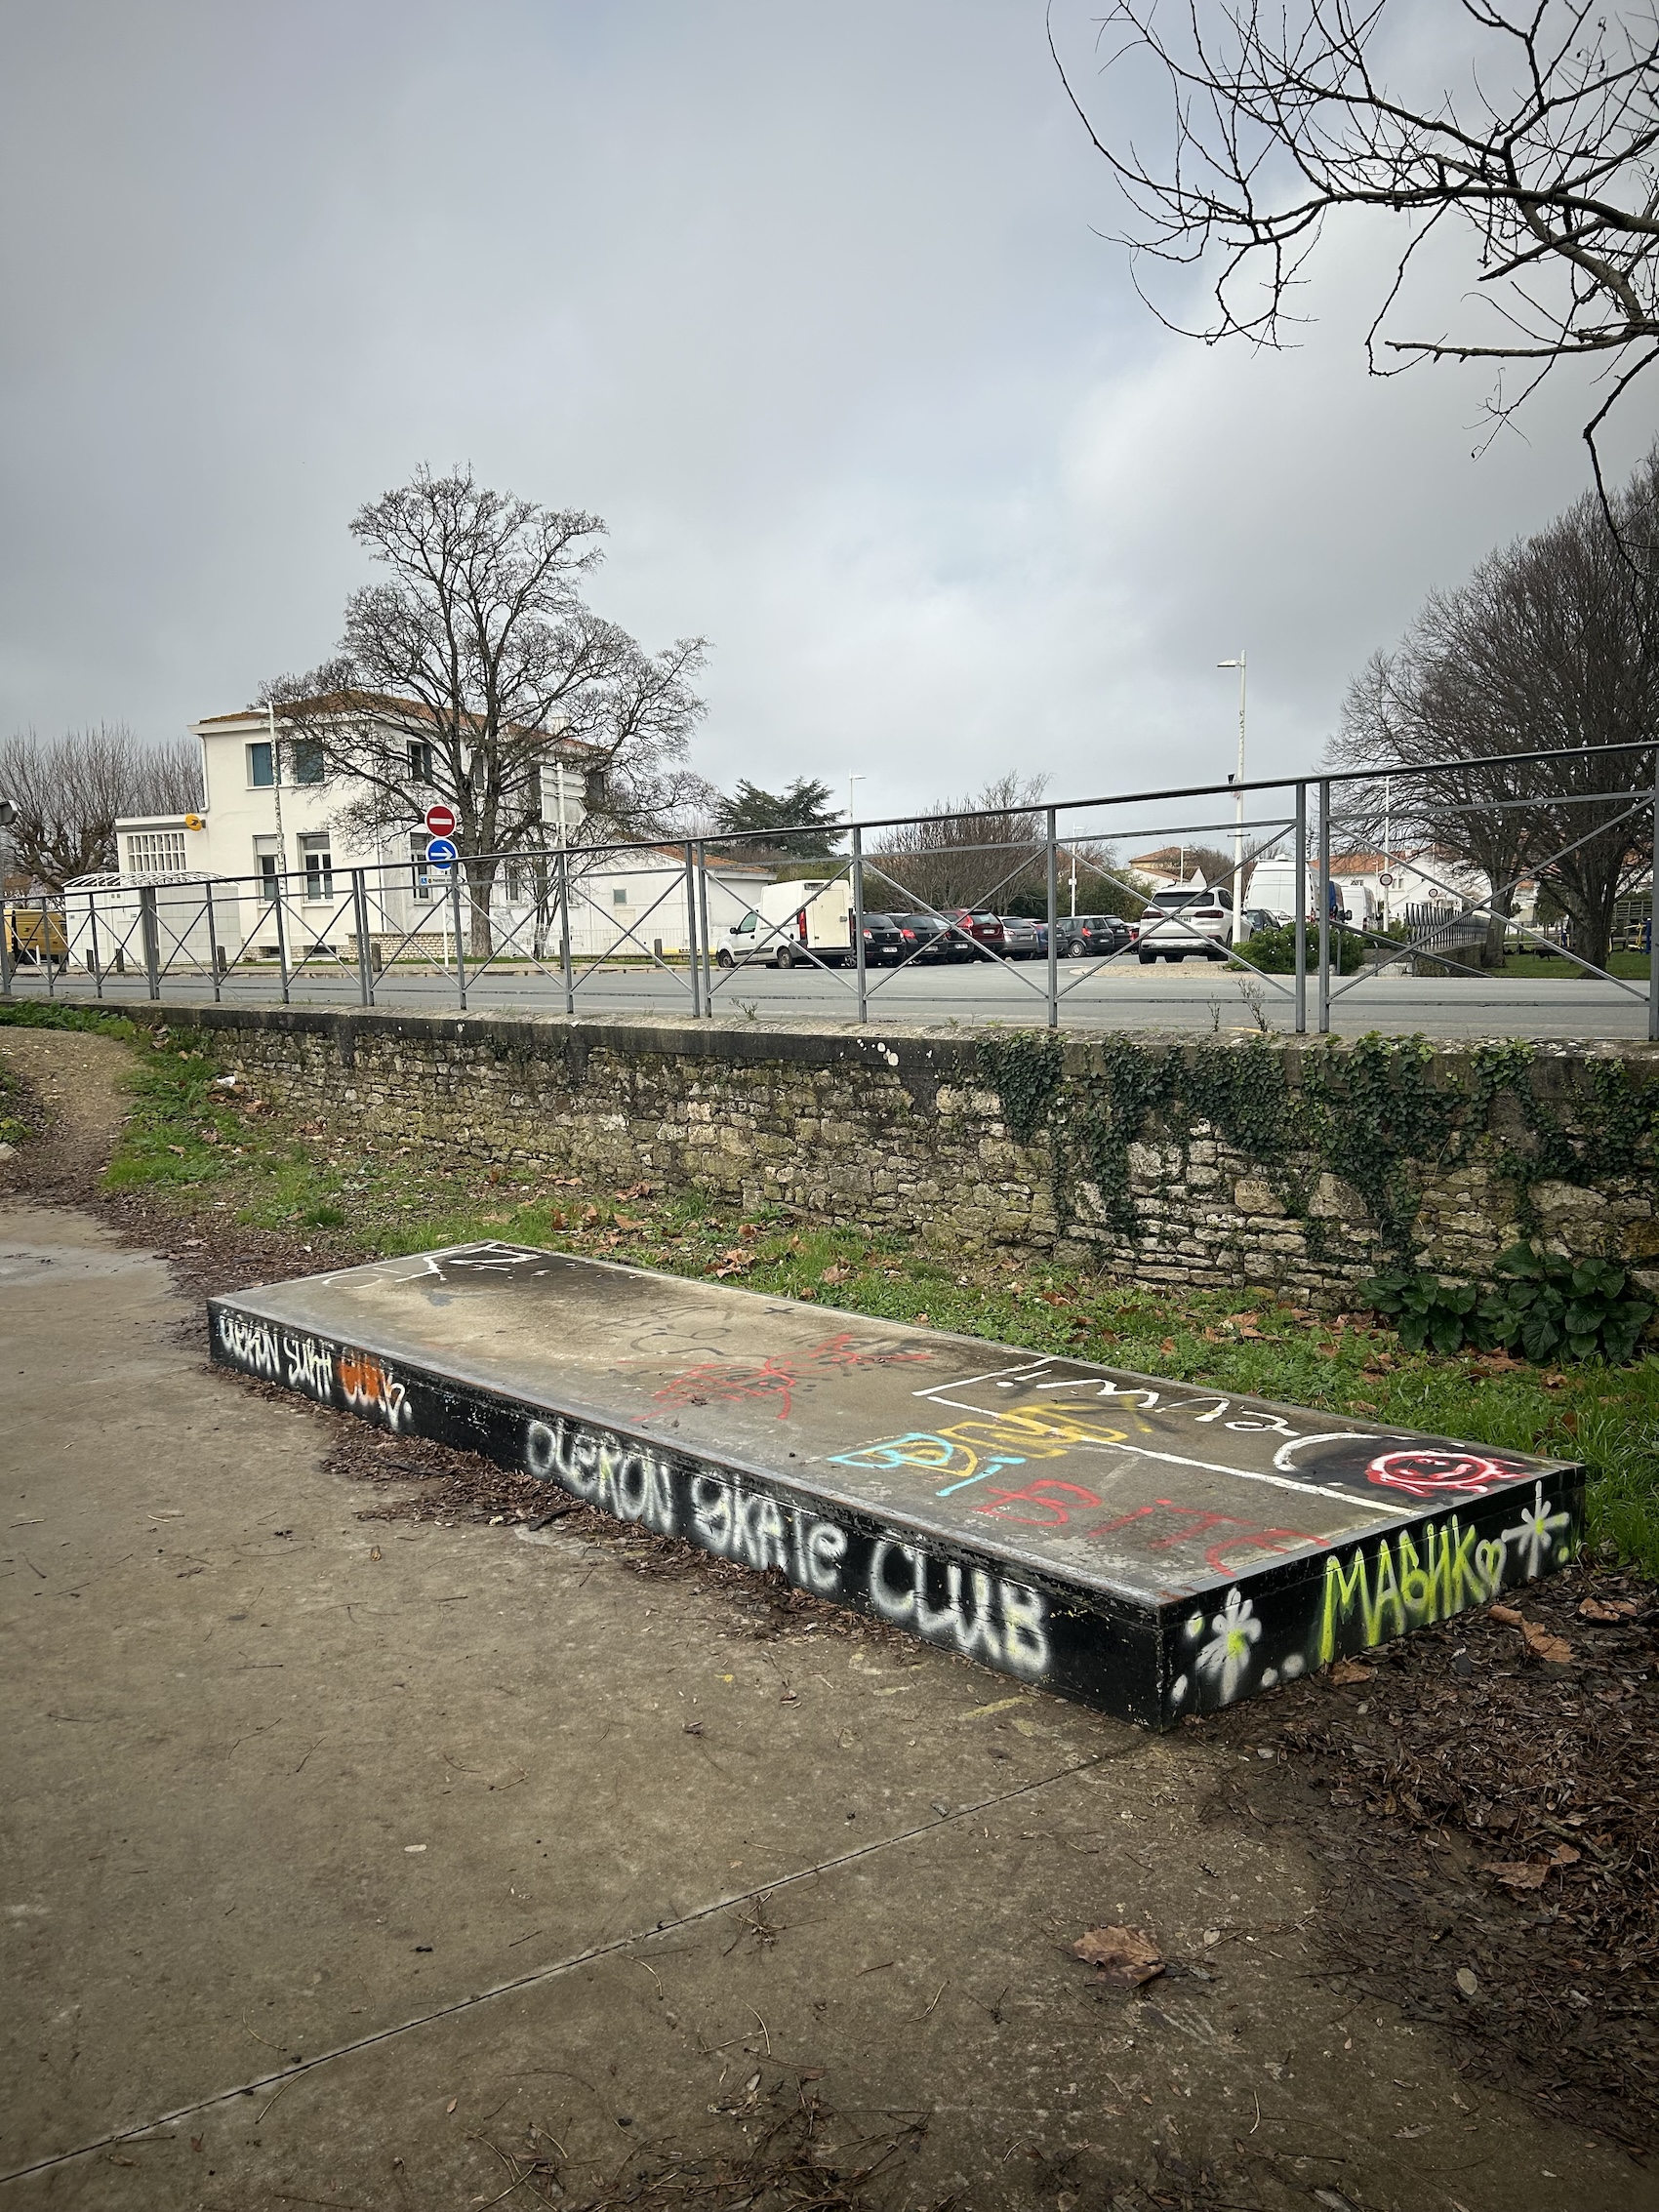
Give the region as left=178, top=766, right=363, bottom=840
left=1, top=0, right=1650, bottom=825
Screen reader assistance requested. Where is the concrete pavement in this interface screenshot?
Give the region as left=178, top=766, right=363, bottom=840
left=3, top=1189, right=1648, bottom=2211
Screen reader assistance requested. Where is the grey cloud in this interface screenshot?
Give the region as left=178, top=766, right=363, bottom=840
left=1, top=0, right=1645, bottom=827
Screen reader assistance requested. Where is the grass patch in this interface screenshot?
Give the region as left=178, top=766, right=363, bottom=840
left=34, top=1014, right=1659, bottom=1577
left=1499, top=950, right=1649, bottom=981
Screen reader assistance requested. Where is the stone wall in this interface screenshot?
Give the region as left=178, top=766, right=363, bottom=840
left=127, top=1000, right=1659, bottom=1306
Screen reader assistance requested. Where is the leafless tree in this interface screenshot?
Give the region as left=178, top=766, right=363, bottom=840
left=1333, top=441, right=1659, bottom=967
left=866, top=774, right=1053, bottom=915
left=263, top=466, right=708, bottom=954
left=0, top=725, right=202, bottom=890
left=1054, top=2, right=1659, bottom=503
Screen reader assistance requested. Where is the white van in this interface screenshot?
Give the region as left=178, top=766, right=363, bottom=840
left=718, top=879, right=855, bottom=969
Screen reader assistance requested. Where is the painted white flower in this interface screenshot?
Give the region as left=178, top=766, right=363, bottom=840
left=1194, top=1586, right=1262, bottom=1705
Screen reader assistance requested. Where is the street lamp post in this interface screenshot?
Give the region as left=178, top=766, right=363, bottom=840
left=847, top=774, right=864, bottom=837
left=0, top=797, right=14, bottom=998
left=1217, top=653, right=1246, bottom=944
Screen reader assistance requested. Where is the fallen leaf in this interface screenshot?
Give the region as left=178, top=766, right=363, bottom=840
left=1487, top=1602, right=1525, bottom=1626
left=683, top=1719, right=705, bottom=1736
left=1549, top=1843, right=1582, bottom=1867
left=1456, top=1967, right=1479, bottom=1996
left=1520, top=1619, right=1574, bottom=1665
left=1541, top=1371, right=1567, bottom=1388
left=1328, top=1658, right=1376, bottom=1686
left=1159, top=1337, right=1177, bottom=1355
left=446, top=2097, right=458, bottom=2114
left=1577, top=1596, right=1625, bottom=1623
left=1072, top=1924, right=1164, bottom=1988
left=369, top=1545, right=382, bottom=1562
left=820, top=1264, right=851, bottom=1285
left=1488, top=1859, right=1550, bottom=1890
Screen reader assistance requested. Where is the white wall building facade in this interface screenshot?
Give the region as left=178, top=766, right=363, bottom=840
left=70, top=704, right=774, bottom=976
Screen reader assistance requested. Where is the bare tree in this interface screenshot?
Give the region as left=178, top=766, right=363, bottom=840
left=867, top=774, right=1052, bottom=916
left=1334, top=442, right=1659, bottom=968
left=0, top=725, right=202, bottom=890
left=1054, top=2, right=1659, bottom=501
left=263, top=467, right=708, bottom=954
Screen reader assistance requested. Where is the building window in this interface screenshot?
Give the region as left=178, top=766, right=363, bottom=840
left=292, top=741, right=325, bottom=785
left=124, top=830, right=187, bottom=878
left=254, top=836, right=283, bottom=905
left=299, top=833, right=333, bottom=902
left=408, top=741, right=434, bottom=783
left=613, top=886, right=629, bottom=905
left=248, top=742, right=274, bottom=787
left=410, top=832, right=432, bottom=903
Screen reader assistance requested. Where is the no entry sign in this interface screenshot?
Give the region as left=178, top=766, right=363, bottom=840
left=425, top=802, right=457, bottom=837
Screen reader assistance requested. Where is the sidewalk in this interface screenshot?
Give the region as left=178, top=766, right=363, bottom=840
left=0, top=1061, right=1646, bottom=2207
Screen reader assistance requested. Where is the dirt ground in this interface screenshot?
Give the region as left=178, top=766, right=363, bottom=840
left=2, top=1024, right=1655, bottom=2212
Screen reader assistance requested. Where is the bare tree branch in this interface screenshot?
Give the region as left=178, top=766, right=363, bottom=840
left=1054, top=1, right=1659, bottom=496
left=0, top=725, right=201, bottom=890
left=262, top=466, right=708, bottom=955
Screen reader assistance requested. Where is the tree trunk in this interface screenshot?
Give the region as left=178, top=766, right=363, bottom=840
left=465, top=855, right=498, bottom=962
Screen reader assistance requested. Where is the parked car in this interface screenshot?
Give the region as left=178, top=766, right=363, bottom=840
left=1055, top=913, right=1129, bottom=957
left=941, top=909, right=1006, bottom=957
left=1238, top=906, right=1279, bottom=941
left=1135, top=885, right=1233, bottom=962
left=892, top=912, right=955, bottom=961
left=998, top=915, right=1043, bottom=959
left=855, top=912, right=906, bottom=965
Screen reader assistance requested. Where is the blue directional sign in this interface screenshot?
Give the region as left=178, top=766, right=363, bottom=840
left=425, top=836, right=459, bottom=869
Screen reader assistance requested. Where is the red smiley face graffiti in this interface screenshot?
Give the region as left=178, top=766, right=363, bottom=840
left=1365, top=1448, right=1519, bottom=1501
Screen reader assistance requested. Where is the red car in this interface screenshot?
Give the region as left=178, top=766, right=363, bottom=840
left=940, top=909, right=1006, bottom=957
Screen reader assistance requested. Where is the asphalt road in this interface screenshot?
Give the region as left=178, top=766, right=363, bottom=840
left=7, top=949, right=1655, bottom=1038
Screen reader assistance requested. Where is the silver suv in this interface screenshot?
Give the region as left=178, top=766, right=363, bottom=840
left=1135, top=886, right=1233, bottom=962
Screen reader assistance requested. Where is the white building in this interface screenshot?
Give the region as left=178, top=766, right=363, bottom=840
left=68, top=701, right=774, bottom=977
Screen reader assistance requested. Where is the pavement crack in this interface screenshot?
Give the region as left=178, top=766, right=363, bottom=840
left=0, top=1738, right=1143, bottom=2187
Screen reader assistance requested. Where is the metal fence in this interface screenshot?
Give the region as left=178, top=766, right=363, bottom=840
left=4, top=741, right=1656, bottom=1039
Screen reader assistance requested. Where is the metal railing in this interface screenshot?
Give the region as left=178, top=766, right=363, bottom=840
left=3, top=740, right=1655, bottom=1039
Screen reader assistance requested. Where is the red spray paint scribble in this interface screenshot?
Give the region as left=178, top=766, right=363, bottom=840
left=973, top=1489, right=1320, bottom=1576
left=1365, top=1449, right=1520, bottom=1502
left=653, top=1334, right=931, bottom=1421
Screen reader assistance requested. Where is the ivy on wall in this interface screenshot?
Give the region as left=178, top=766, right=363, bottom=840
left=975, top=1030, right=1659, bottom=1267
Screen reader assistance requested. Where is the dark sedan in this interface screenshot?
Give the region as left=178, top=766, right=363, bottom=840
left=891, top=912, right=956, bottom=961
left=854, top=913, right=906, bottom=965
left=1056, top=913, right=1130, bottom=957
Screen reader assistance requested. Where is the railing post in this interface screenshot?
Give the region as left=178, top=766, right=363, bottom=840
left=86, top=894, right=102, bottom=999
left=138, top=886, right=160, bottom=1002
left=849, top=827, right=868, bottom=1024
left=0, top=884, right=10, bottom=999
left=451, top=865, right=467, bottom=1011
left=684, top=842, right=702, bottom=1020
left=695, top=839, right=713, bottom=1018
left=204, top=880, right=222, bottom=1002
left=1293, top=783, right=1307, bottom=1034
left=1045, top=806, right=1059, bottom=1030
left=1649, top=744, right=1658, bottom=1045
left=351, top=869, right=374, bottom=1007
left=272, top=874, right=291, bottom=1005
left=556, top=846, right=574, bottom=1016
left=1317, top=776, right=1332, bottom=1035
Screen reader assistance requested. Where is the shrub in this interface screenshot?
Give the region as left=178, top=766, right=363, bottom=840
left=1238, top=921, right=1367, bottom=975
left=1361, top=1245, right=1654, bottom=1364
